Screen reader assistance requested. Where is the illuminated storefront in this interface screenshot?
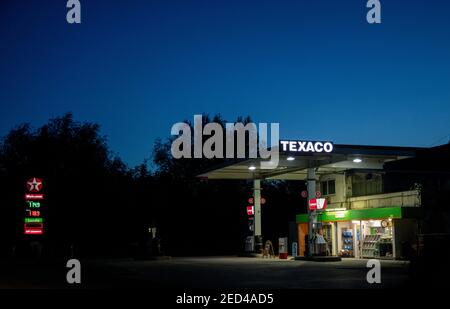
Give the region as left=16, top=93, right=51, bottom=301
left=200, top=140, right=424, bottom=259
left=296, top=207, right=420, bottom=259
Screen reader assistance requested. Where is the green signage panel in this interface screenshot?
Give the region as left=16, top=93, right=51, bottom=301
left=24, top=217, right=43, bottom=223
left=296, top=206, right=409, bottom=223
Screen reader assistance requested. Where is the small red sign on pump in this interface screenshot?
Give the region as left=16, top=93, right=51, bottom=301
left=317, top=198, right=326, bottom=210
left=309, top=198, right=326, bottom=210
left=309, top=199, right=317, bottom=210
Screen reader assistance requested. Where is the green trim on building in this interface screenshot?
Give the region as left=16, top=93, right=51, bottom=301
left=296, top=207, right=420, bottom=223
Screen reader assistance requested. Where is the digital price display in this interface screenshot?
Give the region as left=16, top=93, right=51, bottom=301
left=24, top=178, right=45, bottom=235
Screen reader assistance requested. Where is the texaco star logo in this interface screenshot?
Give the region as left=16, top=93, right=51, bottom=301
left=27, top=178, right=43, bottom=192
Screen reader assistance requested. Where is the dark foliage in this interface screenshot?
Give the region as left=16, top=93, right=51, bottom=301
left=0, top=113, right=136, bottom=258
left=0, top=113, right=304, bottom=258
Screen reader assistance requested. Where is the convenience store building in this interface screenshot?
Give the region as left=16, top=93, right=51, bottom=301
left=199, top=141, right=423, bottom=259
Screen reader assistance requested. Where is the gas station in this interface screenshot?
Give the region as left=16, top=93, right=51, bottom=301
left=199, top=141, right=423, bottom=259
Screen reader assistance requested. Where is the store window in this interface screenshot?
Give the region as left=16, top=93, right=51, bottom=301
left=320, top=179, right=336, bottom=196
left=361, top=219, right=393, bottom=258
left=351, top=173, right=382, bottom=197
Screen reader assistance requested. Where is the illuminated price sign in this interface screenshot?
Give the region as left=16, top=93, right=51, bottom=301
left=26, top=201, right=41, bottom=208
left=27, top=210, right=41, bottom=217
left=24, top=177, right=45, bottom=236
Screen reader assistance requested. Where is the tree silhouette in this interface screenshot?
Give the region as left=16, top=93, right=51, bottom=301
left=0, top=113, right=136, bottom=258
left=0, top=112, right=305, bottom=259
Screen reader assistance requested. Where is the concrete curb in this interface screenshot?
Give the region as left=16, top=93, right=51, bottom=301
left=294, top=256, right=342, bottom=262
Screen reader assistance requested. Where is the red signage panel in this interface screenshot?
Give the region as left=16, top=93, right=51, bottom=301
left=25, top=194, right=44, bottom=200
left=309, top=198, right=326, bottom=210
left=309, top=198, right=317, bottom=210
left=26, top=178, right=43, bottom=192
left=24, top=227, right=43, bottom=235
left=24, top=223, right=43, bottom=235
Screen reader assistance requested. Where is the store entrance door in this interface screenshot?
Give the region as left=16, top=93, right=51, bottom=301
left=322, top=223, right=333, bottom=256
left=352, top=221, right=361, bottom=259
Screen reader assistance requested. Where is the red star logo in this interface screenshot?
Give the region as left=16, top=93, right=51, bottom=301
left=27, top=178, right=43, bottom=192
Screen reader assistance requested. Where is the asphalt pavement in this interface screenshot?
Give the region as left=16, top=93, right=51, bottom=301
left=0, top=256, right=411, bottom=289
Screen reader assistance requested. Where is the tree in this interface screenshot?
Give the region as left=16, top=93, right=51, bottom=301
left=0, top=113, right=136, bottom=258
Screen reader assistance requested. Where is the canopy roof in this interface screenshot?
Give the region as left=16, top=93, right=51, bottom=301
left=198, top=144, right=422, bottom=180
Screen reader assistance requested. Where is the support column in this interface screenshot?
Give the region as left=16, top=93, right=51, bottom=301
left=332, top=222, right=338, bottom=256
left=254, top=179, right=263, bottom=253
left=392, top=219, right=397, bottom=260
left=307, top=168, right=317, bottom=257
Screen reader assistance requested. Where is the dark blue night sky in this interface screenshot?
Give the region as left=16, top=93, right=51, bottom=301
left=1, top=0, right=450, bottom=166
